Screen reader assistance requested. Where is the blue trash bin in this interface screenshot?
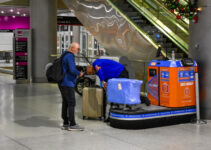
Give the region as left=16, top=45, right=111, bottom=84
left=107, top=78, right=143, bottom=105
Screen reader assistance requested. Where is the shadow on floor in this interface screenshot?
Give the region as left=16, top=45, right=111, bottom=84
left=14, top=116, right=60, bottom=128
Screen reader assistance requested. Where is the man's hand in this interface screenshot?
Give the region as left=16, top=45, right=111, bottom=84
left=102, top=81, right=107, bottom=90
left=80, top=72, right=84, bottom=77
left=95, top=65, right=101, bottom=72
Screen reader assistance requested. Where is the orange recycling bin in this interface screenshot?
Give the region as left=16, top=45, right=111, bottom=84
left=147, top=60, right=197, bottom=107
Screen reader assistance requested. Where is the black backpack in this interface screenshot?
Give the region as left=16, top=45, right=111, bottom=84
left=46, top=52, right=70, bottom=83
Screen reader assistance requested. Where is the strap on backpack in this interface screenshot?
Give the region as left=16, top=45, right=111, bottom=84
left=61, top=51, right=71, bottom=60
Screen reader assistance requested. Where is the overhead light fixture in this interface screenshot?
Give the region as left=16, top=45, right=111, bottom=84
left=17, top=11, right=20, bottom=15
left=10, top=9, right=14, bottom=12
left=198, top=7, right=203, bottom=12
left=1, top=11, right=4, bottom=14
left=23, top=13, right=26, bottom=16
left=12, top=15, right=15, bottom=18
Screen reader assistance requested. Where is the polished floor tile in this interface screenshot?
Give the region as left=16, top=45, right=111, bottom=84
left=0, top=73, right=211, bottom=150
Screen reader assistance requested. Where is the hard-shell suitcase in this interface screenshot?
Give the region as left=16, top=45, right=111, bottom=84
left=82, top=87, right=104, bottom=119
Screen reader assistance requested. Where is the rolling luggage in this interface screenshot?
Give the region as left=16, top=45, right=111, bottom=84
left=82, top=87, right=104, bottom=119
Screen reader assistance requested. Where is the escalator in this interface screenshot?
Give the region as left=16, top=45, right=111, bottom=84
left=156, top=0, right=189, bottom=25
left=107, top=0, right=189, bottom=58
left=62, top=0, right=190, bottom=84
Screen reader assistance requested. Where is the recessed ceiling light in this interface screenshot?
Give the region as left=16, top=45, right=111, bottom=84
left=10, top=9, right=14, bottom=12
left=1, top=11, right=4, bottom=14
left=198, top=7, right=203, bottom=12
left=12, top=15, right=15, bottom=18
left=17, top=11, right=20, bottom=15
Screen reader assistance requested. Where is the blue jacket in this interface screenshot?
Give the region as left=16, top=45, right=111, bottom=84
left=92, top=59, right=124, bottom=82
left=61, top=52, right=80, bottom=87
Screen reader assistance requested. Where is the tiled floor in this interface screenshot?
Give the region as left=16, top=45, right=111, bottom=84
left=0, top=73, right=211, bottom=150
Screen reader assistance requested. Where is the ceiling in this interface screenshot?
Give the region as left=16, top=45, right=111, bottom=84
left=0, top=6, right=29, bottom=16
left=0, top=0, right=69, bottom=17
left=0, top=0, right=67, bottom=9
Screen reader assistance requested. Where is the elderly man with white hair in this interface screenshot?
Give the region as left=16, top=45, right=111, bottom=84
left=58, top=42, right=84, bottom=131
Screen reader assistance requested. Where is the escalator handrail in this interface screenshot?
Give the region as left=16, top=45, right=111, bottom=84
left=128, top=0, right=188, bottom=54
left=154, top=0, right=189, bottom=30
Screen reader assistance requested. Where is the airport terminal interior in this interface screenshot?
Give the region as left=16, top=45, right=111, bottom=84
left=1, top=0, right=211, bottom=149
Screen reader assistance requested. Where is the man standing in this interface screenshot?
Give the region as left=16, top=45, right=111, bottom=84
left=59, top=42, right=84, bottom=131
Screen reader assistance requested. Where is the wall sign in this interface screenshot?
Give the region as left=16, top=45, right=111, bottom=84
left=57, top=16, right=82, bottom=25
left=13, top=29, right=31, bottom=81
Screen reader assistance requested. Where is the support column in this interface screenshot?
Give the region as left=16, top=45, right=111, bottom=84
left=30, top=0, right=57, bottom=82
left=189, top=0, right=211, bottom=119
left=73, top=26, right=80, bottom=43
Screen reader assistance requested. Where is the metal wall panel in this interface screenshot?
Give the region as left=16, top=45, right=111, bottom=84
left=63, top=0, right=157, bottom=86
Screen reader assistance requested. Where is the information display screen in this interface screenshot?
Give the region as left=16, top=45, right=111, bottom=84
left=14, top=38, right=28, bottom=79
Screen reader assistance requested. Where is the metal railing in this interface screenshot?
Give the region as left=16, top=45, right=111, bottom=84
left=128, top=0, right=189, bottom=54
left=156, top=0, right=189, bottom=25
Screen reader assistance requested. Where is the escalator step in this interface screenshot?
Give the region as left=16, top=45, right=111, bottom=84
left=157, top=39, right=166, bottom=43
left=152, top=35, right=164, bottom=40
left=150, top=26, right=158, bottom=31
left=121, top=7, right=133, bottom=12
left=130, top=16, right=141, bottom=20
left=119, top=4, right=129, bottom=9
left=147, top=28, right=158, bottom=35
left=131, top=16, right=143, bottom=21
left=153, top=37, right=164, bottom=43
left=114, top=0, right=126, bottom=6
left=137, top=23, right=148, bottom=27
left=160, top=43, right=173, bottom=48
left=157, top=38, right=167, bottom=43
left=166, top=48, right=178, bottom=53
left=143, top=25, right=155, bottom=30
left=126, top=12, right=138, bottom=17
left=133, top=20, right=145, bottom=23
left=152, top=32, right=163, bottom=38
